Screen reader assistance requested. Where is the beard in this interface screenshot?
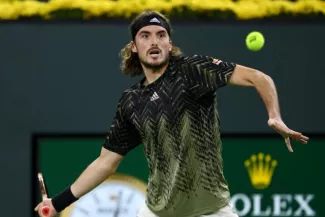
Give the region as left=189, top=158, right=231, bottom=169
left=139, top=54, right=170, bottom=72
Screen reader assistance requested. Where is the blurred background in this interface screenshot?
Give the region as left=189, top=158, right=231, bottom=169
left=0, top=0, right=324, bottom=217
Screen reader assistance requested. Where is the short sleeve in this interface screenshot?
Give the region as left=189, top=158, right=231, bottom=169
left=103, top=92, right=141, bottom=156
left=180, top=55, right=236, bottom=97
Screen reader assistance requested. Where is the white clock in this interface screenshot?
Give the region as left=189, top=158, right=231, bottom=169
left=60, top=173, right=147, bottom=217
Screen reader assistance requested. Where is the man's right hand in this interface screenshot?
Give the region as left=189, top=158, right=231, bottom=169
left=34, top=199, right=59, bottom=217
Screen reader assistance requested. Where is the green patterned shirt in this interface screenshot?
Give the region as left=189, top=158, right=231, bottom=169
left=104, top=55, right=236, bottom=217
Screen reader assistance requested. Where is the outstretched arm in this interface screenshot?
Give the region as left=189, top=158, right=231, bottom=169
left=70, top=147, right=123, bottom=198
left=228, top=65, right=309, bottom=151
left=34, top=148, right=123, bottom=217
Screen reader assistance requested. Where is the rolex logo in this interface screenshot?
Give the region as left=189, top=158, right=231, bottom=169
left=244, top=153, right=278, bottom=190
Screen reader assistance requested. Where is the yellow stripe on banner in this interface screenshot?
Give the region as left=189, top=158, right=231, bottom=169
left=0, top=0, right=324, bottom=20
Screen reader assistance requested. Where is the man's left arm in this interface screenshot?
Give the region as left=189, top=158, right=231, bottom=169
left=228, top=65, right=309, bottom=152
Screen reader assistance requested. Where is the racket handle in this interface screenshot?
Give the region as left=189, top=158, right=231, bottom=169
left=41, top=206, right=50, bottom=216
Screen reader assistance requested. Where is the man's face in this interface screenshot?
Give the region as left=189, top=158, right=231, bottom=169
left=132, top=25, right=172, bottom=70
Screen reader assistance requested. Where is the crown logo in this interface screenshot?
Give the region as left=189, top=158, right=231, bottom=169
left=244, top=153, right=278, bottom=190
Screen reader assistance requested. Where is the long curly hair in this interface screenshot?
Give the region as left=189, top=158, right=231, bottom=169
left=119, top=11, right=182, bottom=77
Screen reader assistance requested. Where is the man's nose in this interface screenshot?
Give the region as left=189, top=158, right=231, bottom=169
left=150, top=36, right=158, bottom=46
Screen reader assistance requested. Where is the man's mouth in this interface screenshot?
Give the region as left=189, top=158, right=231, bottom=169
left=148, top=49, right=161, bottom=58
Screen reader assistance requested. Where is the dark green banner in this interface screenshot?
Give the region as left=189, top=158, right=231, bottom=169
left=34, top=135, right=323, bottom=217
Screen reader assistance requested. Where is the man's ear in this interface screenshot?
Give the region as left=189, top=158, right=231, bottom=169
left=169, top=40, right=172, bottom=51
left=131, top=41, right=137, bottom=53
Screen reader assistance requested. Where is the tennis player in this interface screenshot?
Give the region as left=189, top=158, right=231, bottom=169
left=35, top=10, right=309, bottom=217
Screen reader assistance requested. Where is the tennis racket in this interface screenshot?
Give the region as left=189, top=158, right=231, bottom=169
left=38, top=173, right=50, bottom=216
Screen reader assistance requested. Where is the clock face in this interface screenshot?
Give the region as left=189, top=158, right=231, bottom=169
left=60, top=174, right=147, bottom=217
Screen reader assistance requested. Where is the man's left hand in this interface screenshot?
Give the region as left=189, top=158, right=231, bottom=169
left=268, top=118, right=309, bottom=152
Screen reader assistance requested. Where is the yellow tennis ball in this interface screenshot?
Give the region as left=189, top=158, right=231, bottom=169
left=246, top=31, right=265, bottom=51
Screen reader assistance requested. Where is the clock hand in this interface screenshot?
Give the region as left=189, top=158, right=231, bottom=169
left=92, top=193, right=100, bottom=205
left=113, top=191, right=123, bottom=217
left=127, top=192, right=135, bottom=204
left=76, top=207, right=90, bottom=216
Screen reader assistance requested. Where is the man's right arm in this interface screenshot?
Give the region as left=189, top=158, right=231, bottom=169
left=35, top=91, right=141, bottom=216
left=34, top=147, right=124, bottom=216
left=70, top=147, right=123, bottom=198
left=71, top=91, right=139, bottom=199
left=48, top=147, right=123, bottom=214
